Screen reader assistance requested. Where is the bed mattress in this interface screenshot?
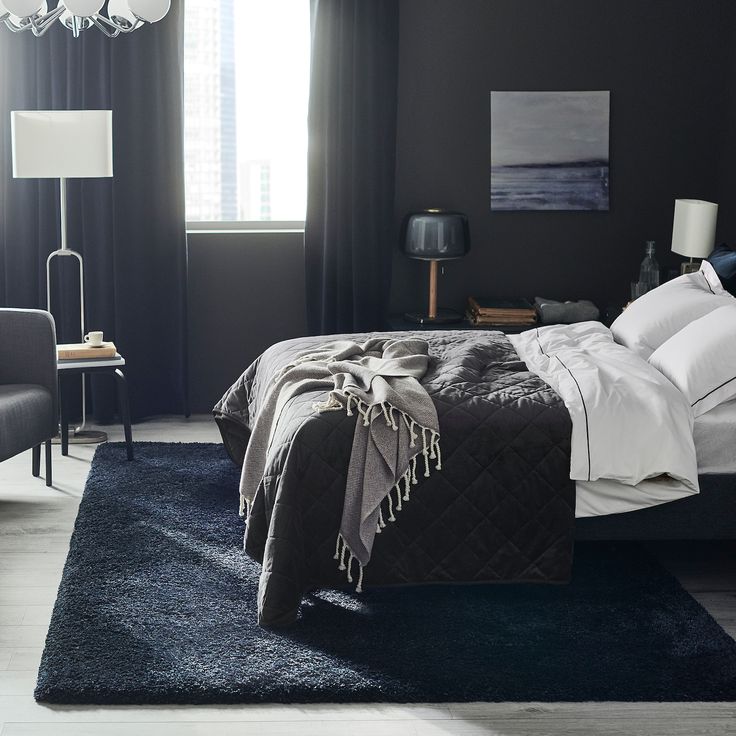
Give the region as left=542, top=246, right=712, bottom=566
left=694, top=398, right=736, bottom=474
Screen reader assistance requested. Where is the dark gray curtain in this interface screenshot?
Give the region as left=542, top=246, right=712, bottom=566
left=0, top=7, right=188, bottom=421
left=305, top=0, right=399, bottom=334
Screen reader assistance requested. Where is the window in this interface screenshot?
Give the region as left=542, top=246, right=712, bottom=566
left=184, top=0, right=310, bottom=227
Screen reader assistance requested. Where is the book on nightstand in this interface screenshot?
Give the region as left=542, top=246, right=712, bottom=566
left=467, top=297, right=538, bottom=326
left=57, top=342, right=118, bottom=360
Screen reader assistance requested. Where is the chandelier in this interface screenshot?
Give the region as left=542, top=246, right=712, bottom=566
left=0, top=0, right=170, bottom=37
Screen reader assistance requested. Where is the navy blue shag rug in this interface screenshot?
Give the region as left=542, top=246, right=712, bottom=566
left=35, top=442, right=736, bottom=704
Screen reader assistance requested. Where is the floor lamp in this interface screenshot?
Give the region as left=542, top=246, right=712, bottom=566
left=11, top=109, right=114, bottom=442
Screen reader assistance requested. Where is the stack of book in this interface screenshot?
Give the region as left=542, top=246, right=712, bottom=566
left=57, top=342, right=118, bottom=361
left=466, top=298, right=538, bottom=327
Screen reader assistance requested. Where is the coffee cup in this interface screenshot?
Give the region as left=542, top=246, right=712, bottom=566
left=84, top=331, right=104, bottom=347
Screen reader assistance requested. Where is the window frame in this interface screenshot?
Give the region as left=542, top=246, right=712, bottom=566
left=183, top=1, right=310, bottom=230
left=185, top=220, right=305, bottom=234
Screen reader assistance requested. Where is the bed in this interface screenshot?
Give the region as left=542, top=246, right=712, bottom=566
left=214, top=262, right=736, bottom=626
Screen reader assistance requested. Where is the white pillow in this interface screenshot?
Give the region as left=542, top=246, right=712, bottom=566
left=648, top=304, right=736, bottom=417
left=611, top=262, right=732, bottom=359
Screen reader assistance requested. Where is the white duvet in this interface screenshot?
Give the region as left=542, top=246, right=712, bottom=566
left=509, top=322, right=700, bottom=517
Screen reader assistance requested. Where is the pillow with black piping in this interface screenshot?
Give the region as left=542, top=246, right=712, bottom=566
left=707, top=243, right=736, bottom=296
left=648, top=303, right=736, bottom=417
left=610, top=261, right=731, bottom=359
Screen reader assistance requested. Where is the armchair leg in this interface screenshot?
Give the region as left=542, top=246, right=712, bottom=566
left=32, top=444, right=41, bottom=477
left=45, top=440, right=52, bottom=487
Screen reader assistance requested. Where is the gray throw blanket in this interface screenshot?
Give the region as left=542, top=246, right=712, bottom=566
left=239, top=337, right=440, bottom=591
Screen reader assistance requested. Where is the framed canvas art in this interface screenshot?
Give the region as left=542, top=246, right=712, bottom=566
left=490, top=91, right=610, bottom=211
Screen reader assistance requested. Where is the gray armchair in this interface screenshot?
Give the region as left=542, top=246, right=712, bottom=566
left=0, top=309, right=58, bottom=486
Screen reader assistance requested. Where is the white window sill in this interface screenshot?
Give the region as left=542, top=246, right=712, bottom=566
left=186, top=221, right=305, bottom=235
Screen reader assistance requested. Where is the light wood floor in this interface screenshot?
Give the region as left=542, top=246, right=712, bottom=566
left=0, top=416, right=734, bottom=736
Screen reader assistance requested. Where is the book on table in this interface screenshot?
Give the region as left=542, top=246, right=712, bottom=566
left=465, top=312, right=538, bottom=326
left=57, top=342, right=118, bottom=360
left=467, top=297, right=538, bottom=325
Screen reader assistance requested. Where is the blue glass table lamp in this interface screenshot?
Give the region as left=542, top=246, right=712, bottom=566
left=402, top=209, right=470, bottom=324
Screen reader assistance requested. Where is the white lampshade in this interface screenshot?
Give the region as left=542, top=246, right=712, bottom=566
left=671, top=199, right=718, bottom=259
left=2, top=0, right=42, bottom=17
left=63, top=0, right=104, bottom=17
left=11, top=110, right=113, bottom=179
left=127, top=0, right=170, bottom=23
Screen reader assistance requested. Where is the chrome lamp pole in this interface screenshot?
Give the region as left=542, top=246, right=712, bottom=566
left=45, top=176, right=103, bottom=439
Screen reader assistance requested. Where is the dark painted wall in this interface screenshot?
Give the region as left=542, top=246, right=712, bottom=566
left=187, top=231, right=306, bottom=412
left=390, top=0, right=736, bottom=315
left=717, top=20, right=736, bottom=237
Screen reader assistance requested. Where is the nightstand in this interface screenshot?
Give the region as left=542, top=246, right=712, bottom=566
left=385, top=314, right=538, bottom=333
left=57, top=353, right=134, bottom=460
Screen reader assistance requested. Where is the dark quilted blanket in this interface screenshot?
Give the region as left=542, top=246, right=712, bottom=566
left=214, top=331, right=575, bottom=627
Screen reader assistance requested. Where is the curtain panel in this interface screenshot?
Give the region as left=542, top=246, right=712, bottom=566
left=305, top=0, right=399, bottom=334
left=0, top=7, right=188, bottom=420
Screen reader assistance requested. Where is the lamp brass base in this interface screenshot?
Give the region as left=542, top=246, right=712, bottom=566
left=404, top=308, right=464, bottom=325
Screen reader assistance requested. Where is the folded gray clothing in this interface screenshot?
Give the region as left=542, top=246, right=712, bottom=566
left=534, top=297, right=600, bottom=324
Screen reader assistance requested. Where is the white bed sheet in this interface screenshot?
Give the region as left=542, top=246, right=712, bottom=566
left=575, top=399, right=736, bottom=517
left=575, top=477, right=696, bottom=518
left=693, top=398, right=736, bottom=474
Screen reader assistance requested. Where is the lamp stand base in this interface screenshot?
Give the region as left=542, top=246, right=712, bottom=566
left=404, top=308, right=464, bottom=325
left=51, top=430, right=108, bottom=445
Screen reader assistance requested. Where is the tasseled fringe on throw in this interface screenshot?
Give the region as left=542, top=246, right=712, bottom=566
left=335, top=433, right=442, bottom=593
left=431, top=432, right=442, bottom=470
left=334, top=533, right=364, bottom=593
left=402, top=412, right=419, bottom=448
left=313, top=392, right=343, bottom=412
left=315, top=391, right=440, bottom=476
left=314, top=392, right=434, bottom=458
left=376, top=506, right=386, bottom=533
left=322, top=391, right=441, bottom=594
left=419, top=428, right=442, bottom=477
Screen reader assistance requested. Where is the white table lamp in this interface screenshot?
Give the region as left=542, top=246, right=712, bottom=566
left=671, top=198, right=718, bottom=274
left=11, top=109, right=113, bottom=440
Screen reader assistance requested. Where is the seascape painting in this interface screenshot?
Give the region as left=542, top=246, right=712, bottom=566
left=490, top=91, right=610, bottom=211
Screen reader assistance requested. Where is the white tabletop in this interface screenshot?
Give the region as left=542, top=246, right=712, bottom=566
left=57, top=354, right=126, bottom=371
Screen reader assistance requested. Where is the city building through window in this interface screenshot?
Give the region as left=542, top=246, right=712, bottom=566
left=184, top=0, right=310, bottom=224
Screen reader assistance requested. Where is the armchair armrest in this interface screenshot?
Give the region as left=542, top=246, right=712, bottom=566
left=0, top=309, right=58, bottom=419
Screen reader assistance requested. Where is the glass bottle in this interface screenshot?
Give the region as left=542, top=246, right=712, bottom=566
left=638, top=240, right=660, bottom=294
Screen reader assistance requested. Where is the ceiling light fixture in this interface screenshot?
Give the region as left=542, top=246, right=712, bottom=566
left=0, top=0, right=170, bottom=38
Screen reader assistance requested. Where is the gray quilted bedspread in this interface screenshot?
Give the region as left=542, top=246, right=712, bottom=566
left=214, top=330, right=575, bottom=627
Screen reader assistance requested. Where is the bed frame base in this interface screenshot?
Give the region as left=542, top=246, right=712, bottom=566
left=576, top=475, right=736, bottom=540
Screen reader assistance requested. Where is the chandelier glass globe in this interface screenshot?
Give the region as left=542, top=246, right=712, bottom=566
left=0, top=0, right=171, bottom=36
left=107, top=0, right=135, bottom=27
left=63, top=0, right=104, bottom=17
left=127, top=0, right=170, bottom=24
left=2, top=0, right=43, bottom=16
